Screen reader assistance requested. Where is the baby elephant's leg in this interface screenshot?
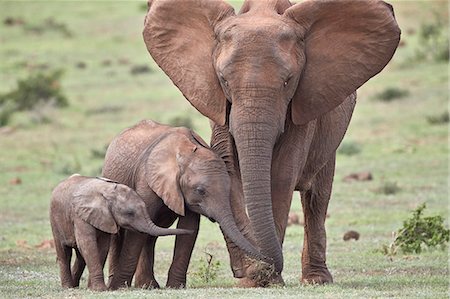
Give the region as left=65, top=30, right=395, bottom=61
left=54, top=240, right=75, bottom=288
left=71, top=248, right=86, bottom=287
left=74, top=220, right=107, bottom=291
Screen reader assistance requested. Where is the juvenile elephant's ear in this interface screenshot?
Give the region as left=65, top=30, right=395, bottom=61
left=284, top=0, right=401, bottom=125
left=145, top=135, right=195, bottom=216
left=143, top=0, right=235, bottom=126
left=72, top=181, right=118, bottom=234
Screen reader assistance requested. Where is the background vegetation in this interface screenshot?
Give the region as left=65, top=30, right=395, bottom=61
left=0, top=1, right=448, bottom=298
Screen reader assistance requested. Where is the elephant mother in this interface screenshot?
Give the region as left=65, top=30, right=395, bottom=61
left=143, top=0, right=400, bottom=285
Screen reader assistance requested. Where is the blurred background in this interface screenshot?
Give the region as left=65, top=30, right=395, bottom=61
left=0, top=1, right=448, bottom=298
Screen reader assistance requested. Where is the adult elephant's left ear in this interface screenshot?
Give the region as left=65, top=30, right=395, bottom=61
left=143, top=0, right=235, bottom=126
left=284, top=0, right=401, bottom=125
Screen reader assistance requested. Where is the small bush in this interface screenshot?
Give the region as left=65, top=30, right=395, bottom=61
left=414, top=14, right=449, bottom=62
left=191, top=253, right=221, bottom=285
left=0, top=70, right=68, bottom=126
left=337, top=141, right=362, bottom=156
left=169, top=115, right=194, bottom=129
left=426, top=111, right=449, bottom=125
left=373, top=87, right=409, bottom=102
left=395, top=204, right=449, bottom=254
left=376, top=181, right=401, bottom=195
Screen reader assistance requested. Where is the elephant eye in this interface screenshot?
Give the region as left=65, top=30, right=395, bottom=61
left=284, top=81, right=289, bottom=87
left=125, top=209, right=135, bottom=217
left=194, top=186, right=206, bottom=196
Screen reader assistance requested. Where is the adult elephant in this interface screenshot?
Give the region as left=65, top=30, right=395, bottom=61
left=143, top=0, right=400, bottom=285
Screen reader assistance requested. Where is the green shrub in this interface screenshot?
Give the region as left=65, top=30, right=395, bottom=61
left=373, top=87, right=409, bottom=102
left=0, top=70, right=68, bottom=126
left=394, top=204, right=449, bottom=254
left=426, top=111, right=449, bottom=125
left=414, top=13, right=449, bottom=62
left=376, top=181, right=401, bottom=195
left=337, top=140, right=362, bottom=156
left=191, top=253, right=221, bottom=285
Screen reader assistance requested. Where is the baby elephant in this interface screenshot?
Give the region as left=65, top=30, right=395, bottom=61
left=50, top=174, right=192, bottom=291
left=103, top=120, right=268, bottom=289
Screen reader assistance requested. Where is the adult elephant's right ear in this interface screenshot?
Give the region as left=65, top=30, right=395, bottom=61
left=143, top=0, right=235, bottom=126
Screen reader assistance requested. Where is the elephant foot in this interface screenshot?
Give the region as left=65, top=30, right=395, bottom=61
left=135, top=278, right=160, bottom=289
left=301, top=266, right=333, bottom=285
left=89, top=283, right=108, bottom=292
left=237, top=259, right=284, bottom=288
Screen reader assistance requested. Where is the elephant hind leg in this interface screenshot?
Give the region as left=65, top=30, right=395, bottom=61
left=55, top=241, right=75, bottom=288
left=300, top=156, right=335, bottom=285
left=72, top=248, right=86, bottom=287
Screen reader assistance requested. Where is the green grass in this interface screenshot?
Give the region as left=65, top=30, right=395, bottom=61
left=0, top=1, right=448, bottom=298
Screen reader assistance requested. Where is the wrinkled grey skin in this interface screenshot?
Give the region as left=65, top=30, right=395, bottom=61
left=50, top=174, right=191, bottom=291
left=102, top=120, right=268, bottom=290
left=143, top=0, right=401, bottom=286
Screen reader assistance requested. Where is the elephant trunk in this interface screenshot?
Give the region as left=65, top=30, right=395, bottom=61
left=134, top=217, right=193, bottom=237
left=230, top=114, right=284, bottom=273
left=215, top=211, right=271, bottom=264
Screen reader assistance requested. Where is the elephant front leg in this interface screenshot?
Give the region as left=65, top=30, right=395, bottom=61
left=74, top=222, right=107, bottom=291
left=134, top=236, right=160, bottom=289
left=300, top=157, right=335, bottom=284
left=108, top=230, right=146, bottom=290
left=166, top=210, right=199, bottom=288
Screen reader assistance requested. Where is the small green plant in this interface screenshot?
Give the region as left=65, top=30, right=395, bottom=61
left=168, top=115, right=194, bottom=129
left=414, top=13, right=449, bottom=62
left=192, top=252, right=221, bottom=285
left=0, top=70, right=68, bottom=126
left=426, top=111, right=449, bottom=125
left=376, top=181, right=401, bottom=195
left=394, top=203, right=449, bottom=254
left=373, top=87, right=409, bottom=102
left=337, top=140, right=362, bottom=156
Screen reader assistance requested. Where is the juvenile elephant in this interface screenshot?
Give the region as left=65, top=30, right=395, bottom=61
left=143, top=0, right=401, bottom=286
left=50, top=174, right=191, bottom=291
left=102, top=120, right=267, bottom=289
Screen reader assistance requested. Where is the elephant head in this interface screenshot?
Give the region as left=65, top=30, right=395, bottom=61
left=143, top=0, right=400, bottom=272
left=144, top=130, right=269, bottom=263
left=72, top=177, right=192, bottom=236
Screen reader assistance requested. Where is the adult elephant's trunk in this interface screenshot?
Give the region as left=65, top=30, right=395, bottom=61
left=230, top=101, right=284, bottom=273
left=216, top=212, right=270, bottom=264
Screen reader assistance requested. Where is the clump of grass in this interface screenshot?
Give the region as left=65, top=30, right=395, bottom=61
left=337, top=140, right=362, bottom=156
left=168, top=115, right=195, bottom=129
left=376, top=181, right=401, bottom=195
left=24, top=18, right=73, bottom=37
left=0, top=70, right=68, bottom=126
left=426, top=111, right=449, bottom=125
left=373, top=87, right=409, bottom=102
left=191, top=252, right=221, bottom=285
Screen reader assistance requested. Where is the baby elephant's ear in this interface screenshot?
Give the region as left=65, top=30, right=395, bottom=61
left=72, top=182, right=118, bottom=234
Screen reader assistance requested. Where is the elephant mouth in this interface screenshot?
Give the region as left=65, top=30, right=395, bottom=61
left=208, top=217, right=216, bottom=223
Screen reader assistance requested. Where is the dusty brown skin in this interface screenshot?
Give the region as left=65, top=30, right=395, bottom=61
left=50, top=174, right=191, bottom=291
left=143, top=0, right=400, bottom=286
left=102, top=120, right=268, bottom=289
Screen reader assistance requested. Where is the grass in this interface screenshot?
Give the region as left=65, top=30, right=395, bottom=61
left=0, top=1, right=448, bottom=298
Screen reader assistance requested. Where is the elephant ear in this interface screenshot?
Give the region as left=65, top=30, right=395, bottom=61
left=145, top=135, right=196, bottom=216
left=72, top=181, right=118, bottom=234
left=284, top=0, right=401, bottom=125
left=143, top=0, right=235, bottom=126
